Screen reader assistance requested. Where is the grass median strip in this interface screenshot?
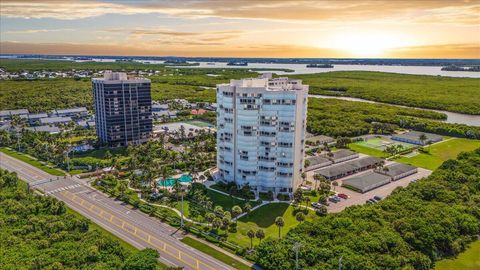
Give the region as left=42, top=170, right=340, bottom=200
left=0, top=147, right=65, bottom=176
left=181, top=236, right=252, bottom=270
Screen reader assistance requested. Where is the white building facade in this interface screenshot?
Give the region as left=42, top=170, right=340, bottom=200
left=216, top=74, right=308, bottom=194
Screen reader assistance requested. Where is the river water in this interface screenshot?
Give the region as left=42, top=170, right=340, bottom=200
left=309, top=95, right=480, bottom=127
left=184, top=62, right=480, bottom=78
left=175, top=61, right=479, bottom=126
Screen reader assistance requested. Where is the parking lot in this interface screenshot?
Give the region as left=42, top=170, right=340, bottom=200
left=306, top=164, right=432, bottom=213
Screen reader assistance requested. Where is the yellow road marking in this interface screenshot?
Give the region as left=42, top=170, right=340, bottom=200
left=60, top=190, right=216, bottom=270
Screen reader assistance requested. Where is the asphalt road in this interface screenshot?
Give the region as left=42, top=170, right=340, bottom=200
left=0, top=152, right=235, bottom=270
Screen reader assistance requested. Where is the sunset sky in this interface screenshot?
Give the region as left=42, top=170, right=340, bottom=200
left=1, top=0, right=479, bottom=58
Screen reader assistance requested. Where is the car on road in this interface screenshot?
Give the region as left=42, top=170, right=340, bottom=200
left=337, top=193, right=349, bottom=199
left=373, top=195, right=383, bottom=201
left=311, top=202, right=322, bottom=209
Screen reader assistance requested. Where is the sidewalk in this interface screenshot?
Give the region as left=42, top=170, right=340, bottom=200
left=187, top=235, right=257, bottom=269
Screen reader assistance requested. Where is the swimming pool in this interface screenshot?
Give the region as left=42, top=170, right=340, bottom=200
left=157, top=175, right=193, bottom=187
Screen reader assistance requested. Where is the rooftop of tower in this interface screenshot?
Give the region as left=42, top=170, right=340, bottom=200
left=218, top=73, right=307, bottom=91
left=92, top=71, right=150, bottom=82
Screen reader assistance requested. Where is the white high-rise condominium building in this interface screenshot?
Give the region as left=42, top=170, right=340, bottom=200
left=216, top=74, right=308, bottom=194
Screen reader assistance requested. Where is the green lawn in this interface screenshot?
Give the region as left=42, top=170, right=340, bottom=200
left=395, top=138, right=480, bottom=170
left=435, top=240, right=480, bottom=270
left=0, top=147, right=66, bottom=176
left=181, top=237, right=252, bottom=270
left=228, top=203, right=314, bottom=248
left=206, top=188, right=260, bottom=211
left=70, top=147, right=128, bottom=168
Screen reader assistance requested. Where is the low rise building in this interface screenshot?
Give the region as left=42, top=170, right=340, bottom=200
left=315, top=156, right=384, bottom=180
left=54, top=107, right=88, bottom=118
left=376, top=163, right=418, bottom=181
left=152, top=103, right=169, bottom=112
left=26, top=125, right=61, bottom=134
left=305, top=156, right=333, bottom=171
left=40, top=116, right=72, bottom=125
left=0, top=109, right=29, bottom=120
left=321, top=149, right=359, bottom=163
left=306, top=135, right=335, bottom=145
left=391, top=131, right=442, bottom=145
left=342, top=172, right=391, bottom=193
left=22, top=113, right=48, bottom=126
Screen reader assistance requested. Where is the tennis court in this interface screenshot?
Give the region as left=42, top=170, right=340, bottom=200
left=185, top=120, right=213, bottom=128
left=356, top=137, right=415, bottom=151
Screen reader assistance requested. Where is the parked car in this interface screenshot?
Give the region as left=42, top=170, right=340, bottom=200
left=311, top=202, right=322, bottom=209
left=328, top=196, right=341, bottom=203
left=368, top=198, right=377, bottom=204
left=366, top=200, right=374, bottom=204
left=337, top=193, right=349, bottom=199
left=373, top=195, right=383, bottom=201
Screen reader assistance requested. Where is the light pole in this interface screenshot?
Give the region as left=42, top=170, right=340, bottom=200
left=293, top=241, right=301, bottom=270
left=339, top=255, right=343, bottom=270
left=180, top=191, right=184, bottom=229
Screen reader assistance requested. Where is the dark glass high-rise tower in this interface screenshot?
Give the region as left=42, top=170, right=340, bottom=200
left=92, top=71, right=152, bottom=146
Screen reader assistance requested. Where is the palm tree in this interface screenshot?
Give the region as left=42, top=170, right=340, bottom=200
left=231, top=205, right=242, bottom=220
left=419, top=133, right=428, bottom=145
left=313, top=174, right=322, bottom=191
left=205, top=213, right=215, bottom=228
left=255, top=229, right=265, bottom=243
left=304, top=196, right=311, bottom=210
left=118, top=181, right=127, bottom=198
left=212, top=217, right=222, bottom=230
left=247, top=229, right=256, bottom=249
left=244, top=203, right=252, bottom=214
left=275, top=217, right=285, bottom=239
left=295, top=212, right=305, bottom=223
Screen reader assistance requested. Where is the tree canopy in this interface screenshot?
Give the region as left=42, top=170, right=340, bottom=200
left=255, top=148, right=480, bottom=270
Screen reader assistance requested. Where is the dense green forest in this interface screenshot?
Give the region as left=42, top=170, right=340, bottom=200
left=293, top=71, right=480, bottom=114
left=307, top=98, right=480, bottom=139
left=0, top=59, right=171, bottom=72
left=0, top=169, right=167, bottom=270
left=255, top=148, right=480, bottom=270
left=0, top=66, right=261, bottom=111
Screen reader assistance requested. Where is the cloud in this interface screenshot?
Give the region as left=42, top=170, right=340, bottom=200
left=385, top=43, right=480, bottom=59
left=4, top=28, right=74, bottom=34
left=1, top=0, right=479, bottom=26
left=3, top=41, right=478, bottom=58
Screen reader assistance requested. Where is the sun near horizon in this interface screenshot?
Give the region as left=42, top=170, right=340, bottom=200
left=0, top=0, right=479, bottom=58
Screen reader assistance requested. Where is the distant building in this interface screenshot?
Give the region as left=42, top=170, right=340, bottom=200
left=92, top=71, right=152, bottom=146
left=40, top=116, right=72, bottom=125
left=0, top=109, right=29, bottom=120
left=306, top=135, right=335, bottom=145
left=391, top=131, right=442, bottom=146
left=191, top=109, right=207, bottom=115
left=216, top=74, right=309, bottom=193
left=27, top=125, right=61, bottom=134
left=22, top=113, right=48, bottom=126
left=152, top=103, right=169, bottom=112
left=54, top=107, right=88, bottom=118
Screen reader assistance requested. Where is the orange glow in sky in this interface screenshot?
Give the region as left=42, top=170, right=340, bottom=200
left=0, top=0, right=479, bottom=58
